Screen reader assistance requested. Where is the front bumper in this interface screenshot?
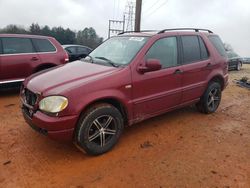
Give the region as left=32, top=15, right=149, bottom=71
left=22, top=107, right=78, bottom=141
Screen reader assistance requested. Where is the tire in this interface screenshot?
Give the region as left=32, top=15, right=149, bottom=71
left=196, top=82, right=222, bottom=114
left=236, top=62, right=242, bottom=71
left=75, top=103, right=124, bottom=155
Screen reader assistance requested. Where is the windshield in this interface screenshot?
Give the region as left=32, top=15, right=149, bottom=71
left=87, top=36, right=148, bottom=66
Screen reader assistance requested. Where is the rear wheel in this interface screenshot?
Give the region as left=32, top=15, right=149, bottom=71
left=196, top=82, right=222, bottom=114
left=75, top=103, right=124, bottom=155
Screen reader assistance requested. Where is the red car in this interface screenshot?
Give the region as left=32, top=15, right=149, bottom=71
left=0, top=34, right=69, bottom=84
left=21, top=28, right=228, bottom=155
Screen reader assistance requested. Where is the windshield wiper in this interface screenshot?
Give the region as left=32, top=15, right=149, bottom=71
left=95, top=56, right=119, bottom=67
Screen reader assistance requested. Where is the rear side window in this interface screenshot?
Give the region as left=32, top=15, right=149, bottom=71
left=181, top=36, right=209, bottom=64
left=65, top=47, right=77, bottom=54
left=77, top=47, right=89, bottom=54
left=208, top=35, right=227, bottom=57
left=2, top=37, right=35, bottom=54
left=32, top=38, right=56, bottom=53
left=146, top=37, right=178, bottom=69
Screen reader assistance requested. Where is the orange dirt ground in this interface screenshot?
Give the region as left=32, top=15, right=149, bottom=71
left=0, top=65, right=250, bottom=188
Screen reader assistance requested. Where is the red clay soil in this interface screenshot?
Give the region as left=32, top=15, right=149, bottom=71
left=0, top=65, right=250, bottom=188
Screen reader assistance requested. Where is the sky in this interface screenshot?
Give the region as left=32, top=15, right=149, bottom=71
left=0, top=0, right=249, bottom=56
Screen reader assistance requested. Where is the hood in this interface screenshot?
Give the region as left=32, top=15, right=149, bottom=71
left=25, top=61, right=120, bottom=94
left=228, top=57, right=242, bottom=61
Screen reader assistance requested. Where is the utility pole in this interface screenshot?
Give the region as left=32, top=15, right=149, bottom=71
left=108, top=15, right=125, bottom=38
left=135, top=0, right=142, bottom=32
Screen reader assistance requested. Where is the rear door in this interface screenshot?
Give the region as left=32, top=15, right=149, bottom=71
left=180, top=35, right=211, bottom=103
left=0, top=37, right=41, bottom=81
left=132, top=36, right=183, bottom=119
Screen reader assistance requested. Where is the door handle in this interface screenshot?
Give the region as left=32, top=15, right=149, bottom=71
left=31, top=57, right=39, bottom=61
left=174, top=69, right=183, bottom=74
left=207, top=63, right=212, bottom=67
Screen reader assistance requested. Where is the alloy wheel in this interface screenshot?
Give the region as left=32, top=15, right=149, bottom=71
left=207, top=88, right=220, bottom=111
left=88, top=115, right=117, bottom=147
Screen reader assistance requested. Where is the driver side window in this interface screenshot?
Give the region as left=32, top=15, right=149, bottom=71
left=146, top=37, right=178, bottom=69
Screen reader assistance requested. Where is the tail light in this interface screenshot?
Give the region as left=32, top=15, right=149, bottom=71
left=64, top=52, right=69, bottom=63
left=61, top=52, right=69, bottom=63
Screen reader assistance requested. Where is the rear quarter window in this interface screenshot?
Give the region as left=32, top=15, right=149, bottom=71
left=65, top=47, right=77, bottom=54
left=2, top=37, right=35, bottom=54
left=208, top=35, right=227, bottom=57
left=32, top=38, right=56, bottom=53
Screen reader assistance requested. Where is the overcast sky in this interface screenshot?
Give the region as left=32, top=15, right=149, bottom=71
left=0, top=0, right=249, bottom=56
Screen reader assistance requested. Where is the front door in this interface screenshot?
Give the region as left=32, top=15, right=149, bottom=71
left=132, top=36, right=182, bottom=120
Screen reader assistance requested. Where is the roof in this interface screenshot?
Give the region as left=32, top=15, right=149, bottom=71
left=62, top=44, right=92, bottom=50
left=117, top=28, right=214, bottom=37
left=0, top=33, right=54, bottom=39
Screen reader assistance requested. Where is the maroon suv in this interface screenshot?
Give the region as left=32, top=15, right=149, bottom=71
left=0, top=34, right=69, bottom=84
left=21, top=28, right=228, bottom=155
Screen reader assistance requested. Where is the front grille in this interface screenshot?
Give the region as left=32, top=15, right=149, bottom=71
left=24, top=89, right=37, bottom=106
left=22, top=106, right=32, bottom=118
left=22, top=107, right=48, bottom=136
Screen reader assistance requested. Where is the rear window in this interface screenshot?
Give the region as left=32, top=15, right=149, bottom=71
left=32, top=38, right=56, bottom=52
left=208, top=35, right=227, bottom=57
left=2, top=37, right=35, bottom=54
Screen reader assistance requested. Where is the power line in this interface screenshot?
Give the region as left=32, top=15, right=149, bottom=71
left=113, top=0, right=116, bottom=19
left=144, top=0, right=168, bottom=17
left=142, top=0, right=153, bottom=7
left=142, top=0, right=162, bottom=15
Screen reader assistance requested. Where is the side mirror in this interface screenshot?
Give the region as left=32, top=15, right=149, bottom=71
left=138, top=59, right=162, bottom=73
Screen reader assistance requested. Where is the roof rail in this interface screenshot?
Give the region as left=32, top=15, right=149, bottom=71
left=118, top=30, right=158, bottom=35
left=157, top=28, right=213, bottom=34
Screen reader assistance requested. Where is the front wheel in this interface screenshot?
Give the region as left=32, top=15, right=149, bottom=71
left=75, top=103, right=124, bottom=155
left=196, top=82, right=222, bottom=114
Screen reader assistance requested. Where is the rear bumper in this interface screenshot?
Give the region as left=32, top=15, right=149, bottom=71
left=22, top=107, right=78, bottom=141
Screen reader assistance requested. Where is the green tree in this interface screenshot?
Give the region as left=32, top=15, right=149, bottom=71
left=0, top=24, right=27, bottom=34
left=41, top=25, right=51, bottom=36
left=76, top=27, right=103, bottom=48
left=30, top=23, right=41, bottom=35
left=0, top=24, right=102, bottom=47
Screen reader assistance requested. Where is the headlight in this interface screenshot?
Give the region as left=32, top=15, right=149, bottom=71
left=39, top=96, right=68, bottom=113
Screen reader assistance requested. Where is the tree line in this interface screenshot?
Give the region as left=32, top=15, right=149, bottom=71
left=0, top=23, right=103, bottom=49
